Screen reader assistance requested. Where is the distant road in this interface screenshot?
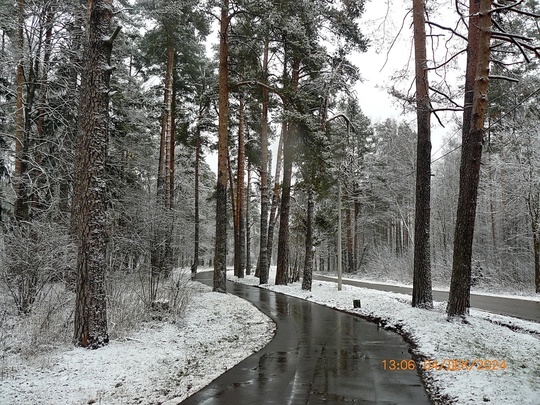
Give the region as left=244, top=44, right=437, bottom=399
left=314, top=275, right=540, bottom=323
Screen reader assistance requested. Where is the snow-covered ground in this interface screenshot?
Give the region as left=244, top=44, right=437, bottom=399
left=230, top=270, right=540, bottom=404
left=1, top=268, right=538, bottom=404
left=0, top=280, right=275, bottom=405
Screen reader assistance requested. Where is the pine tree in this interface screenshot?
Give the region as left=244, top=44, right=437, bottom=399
left=411, top=0, right=433, bottom=309
left=72, top=0, right=120, bottom=348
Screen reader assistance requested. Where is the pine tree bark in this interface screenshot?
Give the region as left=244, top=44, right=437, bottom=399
left=346, top=204, right=354, bottom=273
left=263, top=127, right=284, bottom=282
left=213, top=0, right=230, bottom=293
left=275, top=121, right=292, bottom=285
left=72, top=0, right=119, bottom=348
left=191, top=127, right=201, bottom=277
left=528, top=197, right=540, bottom=293
left=447, top=0, right=492, bottom=319
left=411, top=0, right=433, bottom=309
left=302, top=187, right=314, bottom=291
left=157, top=43, right=175, bottom=209
left=353, top=191, right=360, bottom=270
left=258, top=38, right=270, bottom=284
left=234, top=94, right=246, bottom=278
left=275, top=57, right=300, bottom=285
left=14, top=0, right=28, bottom=222
left=246, top=159, right=252, bottom=275
left=152, top=41, right=175, bottom=293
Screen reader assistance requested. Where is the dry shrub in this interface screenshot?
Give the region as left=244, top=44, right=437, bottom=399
left=106, top=267, right=192, bottom=339
left=0, top=282, right=74, bottom=362
left=0, top=221, right=75, bottom=315
left=364, top=245, right=414, bottom=284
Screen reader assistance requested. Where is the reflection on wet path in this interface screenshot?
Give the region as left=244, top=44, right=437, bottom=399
left=181, top=275, right=430, bottom=404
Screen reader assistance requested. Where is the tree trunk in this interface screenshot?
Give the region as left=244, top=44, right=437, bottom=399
left=302, top=187, right=315, bottom=291
left=275, top=121, right=292, bottom=285
left=412, top=0, right=434, bottom=309
left=534, top=226, right=540, bottom=294
left=258, top=38, right=270, bottom=284
left=354, top=192, right=360, bottom=270
left=527, top=193, right=540, bottom=293
left=447, top=0, right=492, bottom=319
left=246, top=159, right=251, bottom=275
left=14, top=0, right=28, bottom=222
left=152, top=41, right=175, bottom=288
left=346, top=204, right=354, bottom=273
left=33, top=7, right=55, bottom=213
left=72, top=0, right=119, bottom=348
left=213, top=0, right=229, bottom=293
left=157, top=43, right=175, bottom=209
left=275, top=57, right=300, bottom=285
left=264, top=126, right=284, bottom=282
left=235, top=94, right=246, bottom=278
left=191, top=128, right=201, bottom=277
left=411, top=0, right=434, bottom=308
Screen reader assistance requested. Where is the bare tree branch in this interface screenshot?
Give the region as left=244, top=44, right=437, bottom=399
left=426, top=20, right=468, bottom=41
left=489, top=74, right=519, bottom=82
left=429, top=86, right=463, bottom=108
left=428, top=48, right=467, bottom=70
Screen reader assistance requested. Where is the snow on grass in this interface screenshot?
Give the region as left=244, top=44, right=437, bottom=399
left=2, top=267, right=537, bottom=405
left=0, top=280, right=275, bottom=405
left=333, top=273, right=540, bottom=302
left=230, top=270, right=540, bottom=405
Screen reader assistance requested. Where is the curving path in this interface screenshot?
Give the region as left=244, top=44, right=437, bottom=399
left=181, top=273, right=430, bottom=404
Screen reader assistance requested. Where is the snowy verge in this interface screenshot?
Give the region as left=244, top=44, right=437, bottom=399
left=229, top=271, right=540, bottom=405
left=0, top=280, right=275, bottom=405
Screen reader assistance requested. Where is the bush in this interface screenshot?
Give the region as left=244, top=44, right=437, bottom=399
left=0, top=221, right=76, bottom=315
left=106, top=267, right=192, bottom=338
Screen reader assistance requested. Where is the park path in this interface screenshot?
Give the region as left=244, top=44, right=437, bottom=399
left=181, top=273, right=430, bottom=404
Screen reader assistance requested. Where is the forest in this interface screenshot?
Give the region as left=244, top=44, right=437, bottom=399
left=0, top=0, right=539, bottom=351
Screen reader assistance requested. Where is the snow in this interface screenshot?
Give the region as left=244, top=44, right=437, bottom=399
left=1, top=268, right=538, bottom=404
left=336, top=275, right=540, bottom=302
left=230, top=270, right=540, bottom=405
left=0, top=280, right=275, bottom=405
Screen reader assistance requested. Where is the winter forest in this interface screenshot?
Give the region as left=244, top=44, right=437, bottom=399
left=1, top=0, right=540, bottom=366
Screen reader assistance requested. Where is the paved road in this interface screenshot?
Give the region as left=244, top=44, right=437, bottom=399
left=181, top=273, right=430, bottom=405
left=315, top=275, right=540, bottom=323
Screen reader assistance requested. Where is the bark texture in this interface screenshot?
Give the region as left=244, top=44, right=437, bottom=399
left=234, top=95, right=246, bottom=278
left=151, top=41, right=175, bottom=295
left=14, top=0, right=28, bottom=221
left=262, top=128, right=283, bottom=283
left=412, top=0, right=433, bottom=309
left=213, top=0, right=229, bottom=293
left=72, top=0, right=118, bottom=348
left=447, top=0, right=492, bottom=319
left=191, top=128, right=201, bottom=277
left=258, top=38, right=270, bottom=284
left=275, top=58, right=300, bottom=286
left=301, top=188, right=314, bottom=291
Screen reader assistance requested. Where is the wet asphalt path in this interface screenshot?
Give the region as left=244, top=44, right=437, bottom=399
left=181, top=273, right=430, bottom=405
left=314, top=275, right=540, bottom=323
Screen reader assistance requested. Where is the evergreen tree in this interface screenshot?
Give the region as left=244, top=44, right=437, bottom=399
left=72, top=0, right=121, bottom=348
